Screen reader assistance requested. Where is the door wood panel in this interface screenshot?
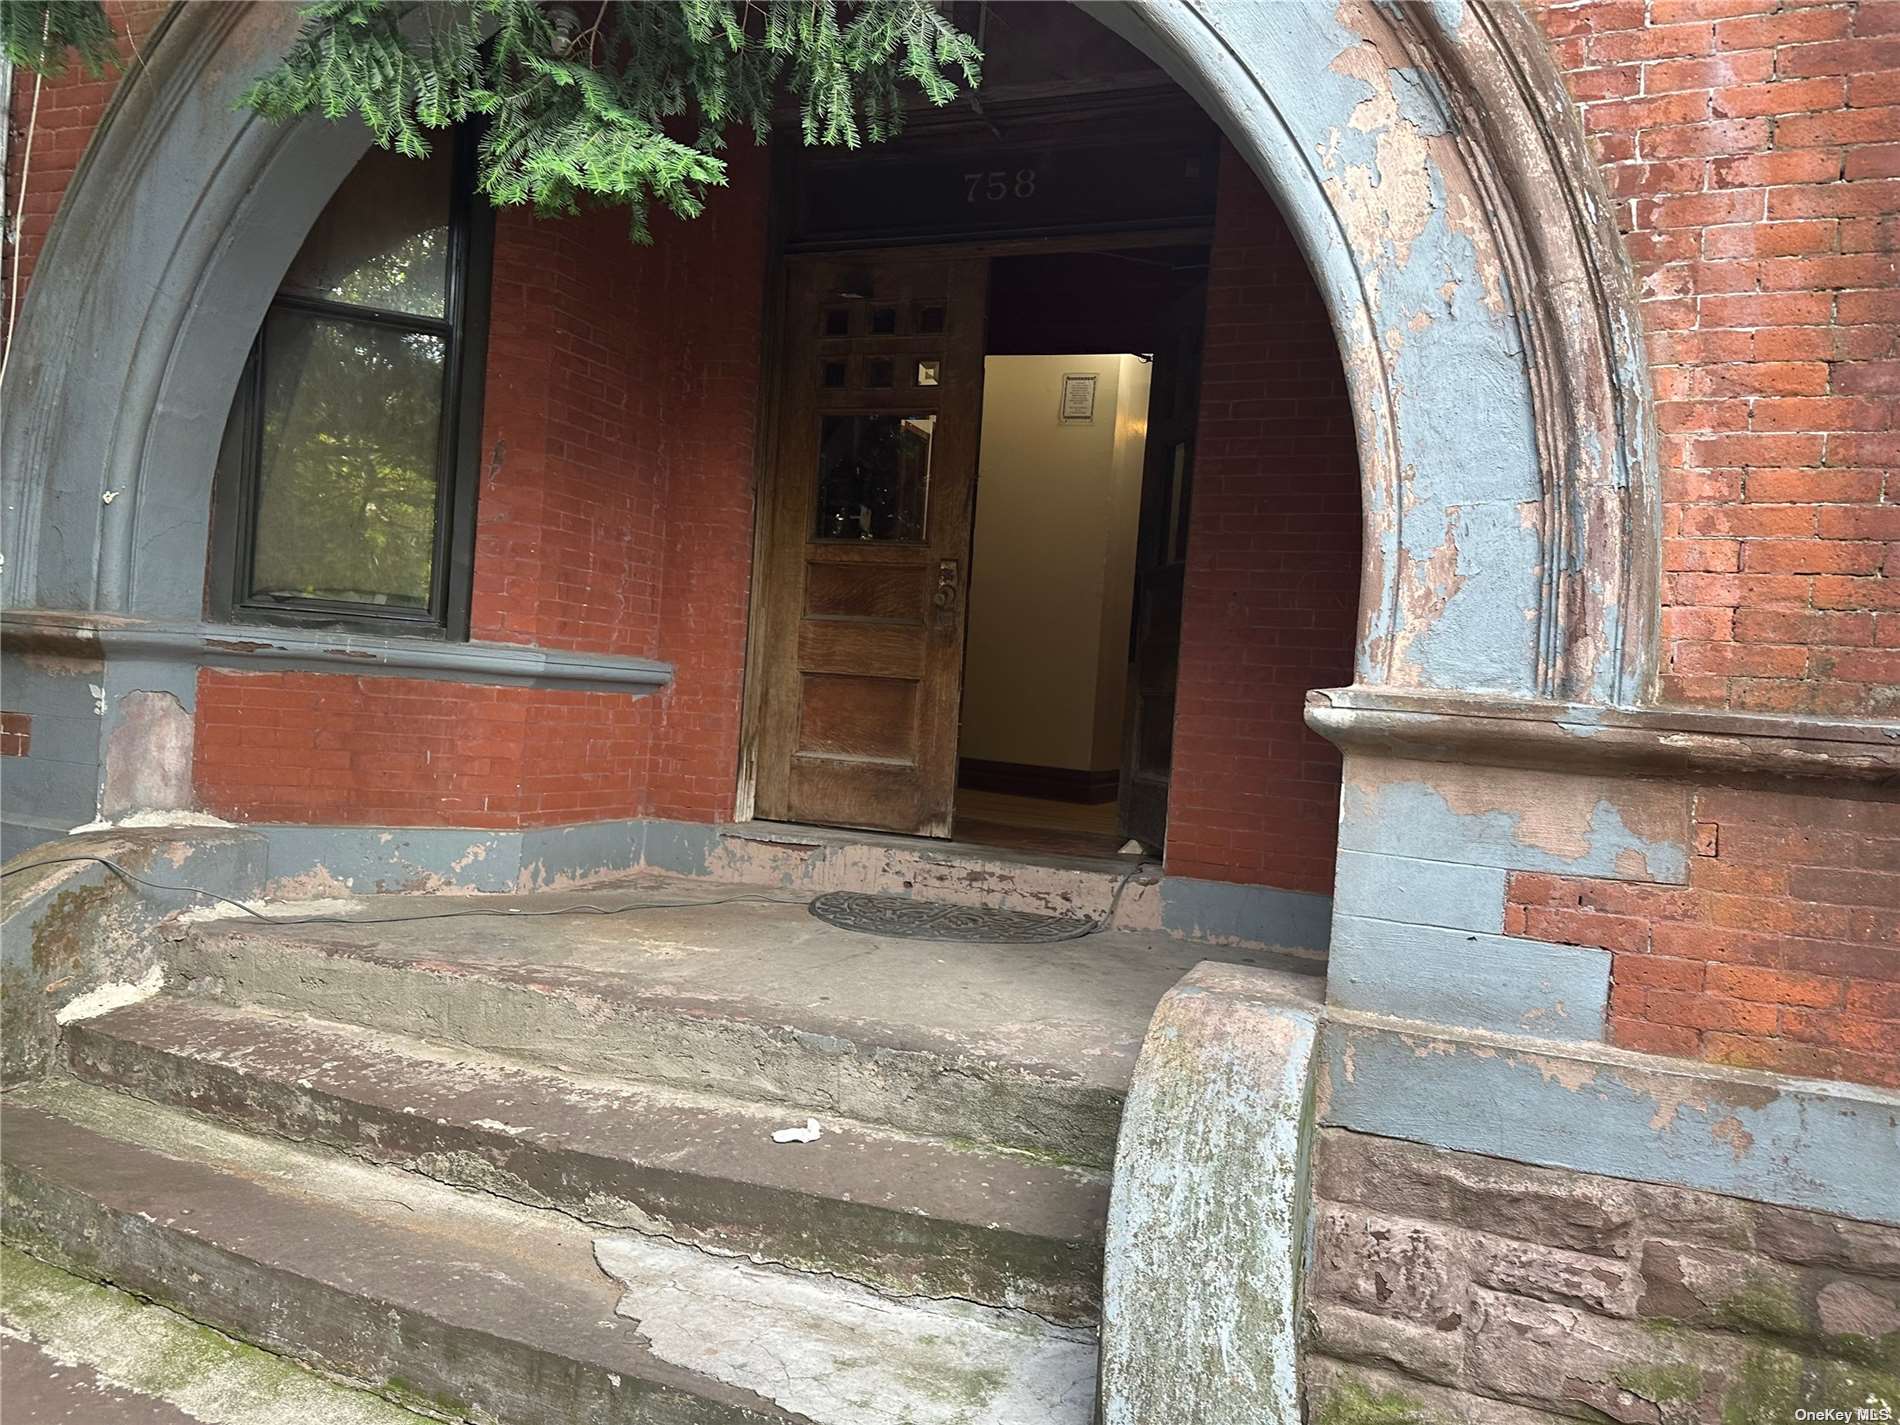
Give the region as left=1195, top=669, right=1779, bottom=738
left=753, top=255, right=988, bottom=836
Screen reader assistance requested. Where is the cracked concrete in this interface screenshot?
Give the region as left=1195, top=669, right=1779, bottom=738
left=595, top=1234, right=1097, bottom=1425
left=66, top=995, right=1111, bottom=1320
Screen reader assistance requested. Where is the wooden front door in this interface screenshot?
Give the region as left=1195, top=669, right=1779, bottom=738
left=1119, top=278, right=1207, bottom=851
left=751, top=255, right=987, bottom=837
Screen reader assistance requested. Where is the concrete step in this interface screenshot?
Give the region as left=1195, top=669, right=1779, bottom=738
left=65, top=996, right=1108, bottom=1322
left=2, top=1245, right=440, bottom=1425
left=167, top=883, right=1315, bottom=1167
left=2, top=1080, right=1097, bottom=1425
left=689, top=820, right=1159, bottom=925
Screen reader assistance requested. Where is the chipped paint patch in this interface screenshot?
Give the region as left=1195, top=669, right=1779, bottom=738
left=1323, top=42, right=1439, bottom=281
left=54, top=964, right=164, bottom=1024
left=1321, top=1015, right=1900, bottom=1227
left=1711, top=1115, right=1756, bottom=1162
left=449, top=842, right=490, bottom=874
left=260, top=865, right=361, bottom=902
left=1339, top=756, right=1691, bottom=884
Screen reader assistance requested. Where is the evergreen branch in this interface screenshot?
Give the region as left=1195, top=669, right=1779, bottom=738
left=239, top=0, right=982, bottom=244
left=2, top=0, right=117, bottom=79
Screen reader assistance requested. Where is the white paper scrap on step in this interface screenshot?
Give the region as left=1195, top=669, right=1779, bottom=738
left=771, top=1118, right=822, bottom=1144
left=593, top=1234, right=1096, bottom=1425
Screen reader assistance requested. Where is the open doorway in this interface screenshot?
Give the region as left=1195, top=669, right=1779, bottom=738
left=954, top=248, right=1207, bottom=860
left=954, top=350, right=1148, bottom=858
left=741, top=84, right=1221, bottom=847
left=741, top=5, right=1355, bottom=897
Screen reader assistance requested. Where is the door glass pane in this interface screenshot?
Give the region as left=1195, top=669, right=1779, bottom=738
left=249, top=307, right=446, bottom=609
left=279, top=144, right=452, bottom=318
left=814, top=414, right=933, bottom=542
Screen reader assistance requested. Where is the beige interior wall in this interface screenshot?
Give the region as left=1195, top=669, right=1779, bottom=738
left=960, top=354, right=1150, bottom=772
left=1094, top=353, right=1151, bottom=769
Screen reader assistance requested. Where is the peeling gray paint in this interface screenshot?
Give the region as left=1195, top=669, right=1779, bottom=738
left=258, top=826, right=533, bottom=897
left=1321, top=1015, right=1900, bottom=1228
left=1333, top=849, right=1509, bottom=934
left=0, top=827, right=267, bottom=1084
left=1340, top=775, right=1690, bottom=883
left=1160, top=875, right=1332, bottom=953
left=633, top=818, right=724, bottom=879
left=0, top=646, right=106, bottom=857
left=1329, top=916, right=1609, bottom=1042
left=519, top=820, right=643, bottom=890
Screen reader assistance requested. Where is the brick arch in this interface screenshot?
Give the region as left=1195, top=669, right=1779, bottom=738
left=2, top=0, right=1655, bottom=708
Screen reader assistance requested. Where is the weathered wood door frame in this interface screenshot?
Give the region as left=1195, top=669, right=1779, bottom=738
left=735, top=227, right=1213, bottom=834
left=745, top=253, right=988, bottom=837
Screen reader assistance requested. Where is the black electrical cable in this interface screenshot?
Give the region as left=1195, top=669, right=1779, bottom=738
left=1048, top=857, right=1162, bottom=940
left=0, top=853, right=808, bottom=926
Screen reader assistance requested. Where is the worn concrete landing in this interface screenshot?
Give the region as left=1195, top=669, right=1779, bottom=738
left=2, top=1081, right=1096, bottom=1425
left=174, top=875, right=1321, bottom=1166
left=68, top=996, right=1108, bottom=1321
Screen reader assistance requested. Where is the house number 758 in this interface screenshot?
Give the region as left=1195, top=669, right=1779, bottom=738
left=965, top=169, right=1037, bottom=202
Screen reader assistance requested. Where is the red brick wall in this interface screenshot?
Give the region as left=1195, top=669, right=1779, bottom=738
left=1164, top=144, right=1363, bottom=896
left=0, top=712, right=30, bottom=758
left=193, top=672, right=654, bottom=829
left=472, top=206, right=669, bottom=655
left=1529, top=0, right=1898, bottom=717
left=1506, top=782, right=1899, bottom=1090
left=644, top=179, right=769, bottom=823
left=193, top=147, right=769, bottom=828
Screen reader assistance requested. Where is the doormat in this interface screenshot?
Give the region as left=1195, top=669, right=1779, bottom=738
left=808, top=891, right=1097, bottom=943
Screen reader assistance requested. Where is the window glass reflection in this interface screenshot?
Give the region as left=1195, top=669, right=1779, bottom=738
left=249, top=308, right=446, bottom=607
left=814, top=414, right=933, bottom=542
left=279, top=144, right=452, bottom=318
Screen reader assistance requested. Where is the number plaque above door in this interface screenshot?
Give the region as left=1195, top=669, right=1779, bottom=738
left=784, top=94, right=1218, bottom=251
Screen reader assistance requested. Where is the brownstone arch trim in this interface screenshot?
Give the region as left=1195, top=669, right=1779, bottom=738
left=1, top=2, right=374, bottom=620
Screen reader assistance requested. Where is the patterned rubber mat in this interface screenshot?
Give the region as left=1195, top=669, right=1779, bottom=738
left=807, top=891, right=1098, bottom=943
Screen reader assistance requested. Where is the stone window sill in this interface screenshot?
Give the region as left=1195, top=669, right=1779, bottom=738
left=0, top=612, right=672, bottom=696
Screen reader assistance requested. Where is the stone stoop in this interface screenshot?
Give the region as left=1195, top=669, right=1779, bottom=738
left=680, top=820, right=1165, bottom=930
left=60, top=997, right=1107, bottom=1322
left=3, top=1083, right=1095, bottom=1424
left=0, top=880, right=1317, bottom=1424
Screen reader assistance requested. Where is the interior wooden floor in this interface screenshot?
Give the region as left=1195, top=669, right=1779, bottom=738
left=952, top=788, right=1132, bottom=860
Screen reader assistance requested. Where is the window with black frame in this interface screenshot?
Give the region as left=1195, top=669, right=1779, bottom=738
left=213, top=134, right=492, bottom=637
